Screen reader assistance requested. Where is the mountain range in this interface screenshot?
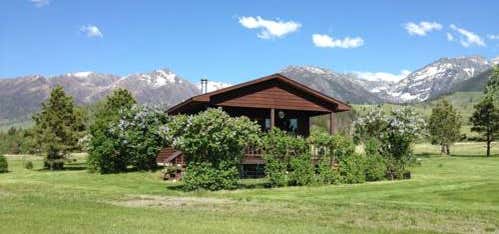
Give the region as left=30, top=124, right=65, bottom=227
left=0, top=55, right=497, bottom=124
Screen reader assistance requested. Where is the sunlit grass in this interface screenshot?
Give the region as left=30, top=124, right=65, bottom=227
left=0, top=142, right=498, bottom=233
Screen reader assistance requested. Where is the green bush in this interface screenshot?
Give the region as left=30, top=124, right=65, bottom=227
left=339, top=154, right=366, bottom=184
left=168, top=108, right=261, bottom=191
left=23, top=161, right=34, bottom=170
left=363, top=139, right=386, bottom=181
left=182, top=161, right=239, bottom=191
left=354, top=107, right=426, bottom=180
left=264, top=157, right=288, bottom=187
left=289, top=154, right=315, bottom=186
left=87, top=89, right=136, bottom=173
left=0, top=155, right=8, bottom=173
left=317, top=157, right=341, bottom=184
left=262, top=128, right=308, bottom=187
left=364, top=154, right=386, bottom=181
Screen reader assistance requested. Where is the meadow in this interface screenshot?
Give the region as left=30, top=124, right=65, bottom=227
left=0, top=142, right=498, bottom=233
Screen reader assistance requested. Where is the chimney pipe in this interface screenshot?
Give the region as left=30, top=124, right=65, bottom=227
left=200, top=78, right=208, bottom=94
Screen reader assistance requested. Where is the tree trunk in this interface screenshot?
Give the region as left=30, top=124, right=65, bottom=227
left=445, top=144, right=450, bottom=156
left=487, top=140, right=491, bottom=157
left=440, top=144, right=446, bottom=155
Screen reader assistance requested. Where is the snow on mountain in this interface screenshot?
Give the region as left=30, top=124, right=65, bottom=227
left=388, top=56, right=492, bottom=102
left=120, top=69, right=180, bottom=88
left=280, top=65, right=386, bottom=103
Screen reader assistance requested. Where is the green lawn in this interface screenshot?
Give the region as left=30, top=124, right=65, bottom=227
left=1, top=142, right=498, bottom=234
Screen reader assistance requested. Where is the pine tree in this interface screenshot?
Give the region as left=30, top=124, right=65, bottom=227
left=32, top=86, right=85, bottom=170
left=428, top=100, right=462, bottom=155
left=470, top=96, right=499, bottom=157
left=485, top=65, right=499, bottom=104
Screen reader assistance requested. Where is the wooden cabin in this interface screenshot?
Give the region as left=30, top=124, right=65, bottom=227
left=157, top=73, right=351, bottom=179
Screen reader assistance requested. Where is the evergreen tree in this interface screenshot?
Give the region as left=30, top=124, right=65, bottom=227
left=428, top=100, right=462, bottom=155
left=486, top=65, right=499, bottom=104
left=32, top=86, right=86, bottom=170
left=470, top=96, right=499, bottom=157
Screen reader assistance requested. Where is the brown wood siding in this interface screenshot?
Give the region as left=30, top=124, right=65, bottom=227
left=215, top=85, right=332, bottom=112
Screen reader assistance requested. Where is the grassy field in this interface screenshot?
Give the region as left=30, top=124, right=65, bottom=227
left=1, top=142, right=498, bottom=234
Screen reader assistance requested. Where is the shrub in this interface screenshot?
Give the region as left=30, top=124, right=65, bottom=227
left=23, top=160, right=34, bottom=170
left=262, top=128, right=308, bottom=187
left=364, top=154, right=386, bottom=181
left=289, top=154, right=315, bottom=186
left=264, top=157, right=288, bottom=187
left=0, top=155, right=8, bottom=173
left=182, top=161, right=239, bottom=191
left=112, top=105, right=169, bottom=171
left=354, top=107, right=426, bottom=180
left=363, top=139, right=386, bottom=181
left=317, top=158, right=341, bottom=184
left=87, top=89, right=136, bottom=173
left=88, top=103, right=168, bottom=173
left=168, top=108, right=261, bottom=191
left=339, top=154, right=366, bottom=184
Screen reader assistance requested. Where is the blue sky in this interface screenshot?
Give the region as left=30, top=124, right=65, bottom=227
left=1, top=0, right=498, bottom=83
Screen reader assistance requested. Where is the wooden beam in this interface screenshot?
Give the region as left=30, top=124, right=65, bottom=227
left=270, top=108, right=275, bottom=129
left=329, top=112, right=337, bottom=135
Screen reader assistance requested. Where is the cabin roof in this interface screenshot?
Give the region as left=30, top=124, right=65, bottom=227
left=167, top=73, right=351, bottom=115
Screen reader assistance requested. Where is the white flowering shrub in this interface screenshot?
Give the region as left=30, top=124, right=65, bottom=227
left=88, top=104, right=168, bottom=173
left=110, top=105, right=169, bottom=171
left=354, top=107, right=426, bottom=179
left=165, top=108, right=261, bottom=190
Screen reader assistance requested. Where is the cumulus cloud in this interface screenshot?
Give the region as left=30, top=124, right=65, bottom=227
left=447, top=33, right=455, bottom=41
left=312, top=34, right=364, bottom=49
left=449, top=24, right=485, bottom=47
left=80, top=25, right=103, bottom=38
left=355, top=70, right=411, bottom=82
left=238, top=16, right=301, bottom=39
left=30, top=0, right=50, bottom=7
left=404, top=21, right=442, bottom=36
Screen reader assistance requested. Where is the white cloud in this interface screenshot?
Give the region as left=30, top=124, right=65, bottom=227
left=404, top=21, right=442, bottom=36
left=449, top=24, right=485, bottom=47
left=80, top=25, right=103, bottom=38
left=447, top=33, right=455, bottom=41
left=355, top=70, right=411, bottom=82
left=238, top=16, right=301, bottom=39
left=312, top=34, right=364, bottom=49
left=30, top=0, right=50, bottom=7
left=487, top=34, right=499, bottom=40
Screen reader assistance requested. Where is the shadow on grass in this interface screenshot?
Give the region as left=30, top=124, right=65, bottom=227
left=36, top=162, right=88, bottom=172
left=449, top=154, right=499, bottom=158
left=415, top=153, right=498, bottom=158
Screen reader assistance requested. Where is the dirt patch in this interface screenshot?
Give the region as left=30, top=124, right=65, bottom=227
left=110, top=195, right=234, bottom=209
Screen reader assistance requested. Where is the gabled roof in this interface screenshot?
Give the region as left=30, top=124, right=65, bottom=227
left=167, top=73, right=351, bottom=114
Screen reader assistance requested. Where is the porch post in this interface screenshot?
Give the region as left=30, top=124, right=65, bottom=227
left=270, top=108, right=275, bottom=129
left=329, top=112, right=337, bottom=135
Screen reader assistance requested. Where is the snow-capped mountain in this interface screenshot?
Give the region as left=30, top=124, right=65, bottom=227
left=0, top=68, right=199, bottom=121
left=280, top=66, right=386, bottom=103
left=388, top=56, right=491, bottom=102
left=0, top=55, right=497, bottom=123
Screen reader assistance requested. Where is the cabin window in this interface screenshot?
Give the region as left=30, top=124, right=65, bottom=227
left=264, top=118, right=271, bottom=130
